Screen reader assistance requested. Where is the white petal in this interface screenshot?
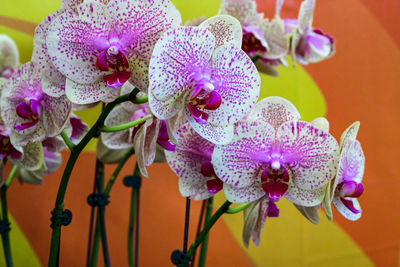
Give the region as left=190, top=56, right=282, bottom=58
left=199, top=15, right=242, bottom=48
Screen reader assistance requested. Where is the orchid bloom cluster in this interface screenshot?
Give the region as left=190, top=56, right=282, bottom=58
left=0, top=0, right=363, bottom=255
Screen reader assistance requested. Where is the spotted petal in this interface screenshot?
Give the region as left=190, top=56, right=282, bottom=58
left=149, top=26, right=215, bottom=101
left=261, top=18, right=289, bottom=59
left=0, top=34, right=19, bottom=76
left=206, top=44, right=260, bottom=126
left=97, top=138, right=132, bottom=164
left=199, top=15, right=242, bottom=48
left=339, top=121, right=360, bottom=151
left=46, top=3, right=110, bottom=84
left=149, top=90, right=185, bottom=120
left=284, top=179, right=325, bottom=206
left=311, top=117, right=329, bottom=132
left=223, top=182, right=264, bottom=203
left=219, top=0, right=264, bottom=26
left=101, top=105, right=133, bottom=149
left=332, top=197, right=361, bottom=221
left=66, top=79, right=119, bottom=104
left=294, top=204, right=320, bottom=224
left=277, top=121, right=339, bottom=191
left=11, top=142, right=44, bottom=171
left=212, top=121, right=275, bottom=187
left=248, top=96, right=300, bottom=130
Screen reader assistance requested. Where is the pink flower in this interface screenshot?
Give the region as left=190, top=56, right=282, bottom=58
left=149, top=15, right=260, bottom=144
left=0, top=62, right=71, bottom=146
left=45, top=0, right=182, bottom=104
left=212, top=97, right=339, bottom=206
left=165, top=123, right=223, bottom=200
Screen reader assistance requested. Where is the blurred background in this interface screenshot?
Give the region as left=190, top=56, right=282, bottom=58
left=0, top=0, right=399, bottom=266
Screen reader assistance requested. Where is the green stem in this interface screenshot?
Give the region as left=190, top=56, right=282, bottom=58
left=132, top=95, right=148, bottom=104
left=100, top=114, right=152, bottom=133
left=60, top=131, right=74, bottom=151
left=128, top=184, right=137, bottom=267
left=1, top=186, right=13, bottom=267
left=184, top=201, right=231, bottom=265
left=225, top=202, right=252, bottom=214
left=198, top=197, right=213, bottom=267
left=5, top=165, right=17, bottom=188
left=48, top=89, right=140, bottom=267
left=90, top=215, right=101, bottom=267
left=104, top=147, right=135, bottom=196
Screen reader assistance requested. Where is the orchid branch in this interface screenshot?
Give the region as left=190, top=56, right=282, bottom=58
left=0, top=183, right=12, bottom=267
left=225, top=202, right=252, bottom=214
left=60, top=131, right=74, bottom=151
left=5, top=165, right=17, bottom=188
left=198, top=197, right=213, bottom=267
left=48, top=88, right=140, bottom=267
left=100, top=115, right=152, bottom=133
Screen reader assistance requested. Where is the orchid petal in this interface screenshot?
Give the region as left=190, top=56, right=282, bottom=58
left=223, top=182, right=265, bottom=203
left=242, top=199, right=260, bottom=248
left=332, top=197, right=362, bottom=221
left=311, top=117, right=329, bottom=132
left=278, top=121, right=339, bottom=191
left=298, top=0, right=315, bottom=32
left=294, top=204, right=320, bottom=224
left=284, top=180, right=325, bottom=206
left=101, top=105, right=133, bottom=149
left=199, top=15, right=243, bottom=48
left=11, top=142, right=44, bottom=171
left=275, top=0, right=284, bottom=17
left=219, top=0, right=264, bottom=27
left=212, top=121, right=275, bottom=187
left=339, top=121, right=360, bottom=151
left=65, top=78, right=120, bottom=104
left=322, top=181, right=333, bottom=220
left=253, top=60, right=279, bottom=76
left=149, top=26, right=215, bottom=101
left=0, top=34, right=19, bottom=76
left=248, top=96, right=300, bottom=130
left=148, top=90, right=185, bottom=120
left=97, top=138, right=132, bottom=164
left=261, top=18, right=289, bottom=59
left=46, top=4, right=110, bottom=84
left=206, top=44, right=260, bottom=125
left=32, top=11, right=66, bottom=91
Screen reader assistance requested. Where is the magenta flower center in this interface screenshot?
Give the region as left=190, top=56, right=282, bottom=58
left=14, top=98, right=42, bottom=131
left=200, top=160, right=223, bottom=194
left=96, top=44, right=132, bottom=88
left=337, top=180, right=364, bottom=214
left=156, top=120, right=176, bottom=152
left=187, top=69, right=222, bottom=124
left=241, top=25, right=268, bottom=57
left=260, top=163, right=290, bottom=201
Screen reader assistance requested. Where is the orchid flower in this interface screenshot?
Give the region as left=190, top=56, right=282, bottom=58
left=165, top=123, right=223, bottom=200
left=242, top=196, right=279, bottom=247
left=45, top=0, right=182, bottom=104
left=327, top=122, right=365, bottom=221
left=17, top=147, right=61, bottom=185
left=0, top=34, right=19, bottom=79
left=149, top=15, right=260, bottom=145
left=219, top=0, right=290, bottom=76
left=212, top=96, right=339, bottom=207
left=285, top=0, right=335, bottom=65
left=0, top=62, right=71, bottom=147
left=101, top=83, right=175, bottom=177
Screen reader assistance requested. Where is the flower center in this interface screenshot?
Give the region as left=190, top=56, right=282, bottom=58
left=96, top=44, right=131, bottom=88
left=200, top=160, right=223, bottom=194
left=14, top=98, right=42, bottom=131
left=260, top=164, right=289, bottom=201
left=337, top=180, right=364, bottom=214
left=241, top=25, right=268, bottom=56
left=187, top=69, right=222, bottom=124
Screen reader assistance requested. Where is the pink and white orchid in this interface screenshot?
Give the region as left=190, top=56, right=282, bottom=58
left=165, top=123, right=223, bottom=200
left=285, top=0, right=335, bottom=64
left=45, top=0, right=182, bottom=104
left=212, top=96, right=339, bottom=206
left=149, top=15, right=260, bottom=145
left=329, top=122, right=365, bottom=221
left=0, top=34, right=19, bottom=79
left=0, top=62, right=71, bottom=146
left=101, top=84, right=175, bottom=177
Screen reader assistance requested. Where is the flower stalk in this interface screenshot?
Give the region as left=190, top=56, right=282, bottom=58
left=198, top=197, right=214, bottom=267
left=0, top=184, right=13, bottom=267
left=100, top=115, right=152, bottom=133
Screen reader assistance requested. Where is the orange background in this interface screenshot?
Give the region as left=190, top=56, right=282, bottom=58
left=1, top=0, right=399, bottom=266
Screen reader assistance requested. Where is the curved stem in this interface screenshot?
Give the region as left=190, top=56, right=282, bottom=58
left=5, top=165, right=17, bottom=188
left=1, top=185, right=13, bottom=267
left=104, top=147, right=135, bottom=195
left=225, top=202, right=252, bottom=214
left=100, top=115, right=152, bottom=133
left=48, top=89, right=140, bottom=267
left=60, top=131, right=74, bottom=151
left=198, top=197, right=213, bottom=267
left=132, top=95, right=148, bottom=104
left=184, top=201, right=232, bottom=265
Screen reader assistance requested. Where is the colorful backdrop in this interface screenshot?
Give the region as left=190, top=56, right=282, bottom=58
left=0, top=0, right=399, bottom=266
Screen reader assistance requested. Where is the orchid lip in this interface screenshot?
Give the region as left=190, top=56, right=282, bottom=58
left=206, top=178, right=223, bottom=194
left=156, top=120, right=176, bottom=151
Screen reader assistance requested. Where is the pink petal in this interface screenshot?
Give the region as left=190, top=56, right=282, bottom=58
left=223, top=182, right=265, bottom=203
left=149, top=26, right=215, bottom=101
left=65, top=79, right=119, bottom=104
left=277, top=121, right=339, bottom=191
left=248, top=96, right=301, bottom=130
left=285, top=179, right=326, bottom=206
left=212, top=121, right=275, bottom=187
left=199, top=15, right=243, bottom=48
left=206, top=44, right=260, bottom=125
left=332, top=196, right=362, bottom=221
left=261, top=180, right=288, bottom=201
